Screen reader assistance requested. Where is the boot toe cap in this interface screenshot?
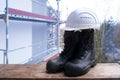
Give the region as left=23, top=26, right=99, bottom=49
left=46, top=57, right=65, bottom=73
left=64, top=62, right=90, bottom=77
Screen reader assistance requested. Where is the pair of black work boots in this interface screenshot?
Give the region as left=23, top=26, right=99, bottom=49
left=46, top=29, right=97, bottom=77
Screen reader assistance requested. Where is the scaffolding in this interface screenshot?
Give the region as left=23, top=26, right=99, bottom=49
left=0, top=0, right=60, bottom=64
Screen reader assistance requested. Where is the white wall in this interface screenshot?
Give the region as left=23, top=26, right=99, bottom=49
left=31, top=0, right=48, bottom=63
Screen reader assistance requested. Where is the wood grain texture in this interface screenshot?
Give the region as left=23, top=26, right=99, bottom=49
left=0, top=63, right=120, bottom=80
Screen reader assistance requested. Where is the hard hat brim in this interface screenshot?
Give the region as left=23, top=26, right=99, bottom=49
left=60, top=24, right=100, bottom=31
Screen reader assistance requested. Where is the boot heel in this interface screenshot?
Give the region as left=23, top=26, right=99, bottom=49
left=91, top=60, right=97, bottom=67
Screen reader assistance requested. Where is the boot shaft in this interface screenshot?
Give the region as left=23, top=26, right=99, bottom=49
left=60, top=31, right=80, bottom=59
left=72, top=29, right=95, bottom=59
left=80, top=29, right=94, bottom=50
left=81, top=29, right=95, bottom=59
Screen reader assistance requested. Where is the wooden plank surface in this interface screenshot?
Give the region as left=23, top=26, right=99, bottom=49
left=0, top=63, right=120, bottom=80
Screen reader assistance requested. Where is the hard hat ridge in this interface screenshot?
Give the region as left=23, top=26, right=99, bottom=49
left=63, top=9, right=100, bottom=31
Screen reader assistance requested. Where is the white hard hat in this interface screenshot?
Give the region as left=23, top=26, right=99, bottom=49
left=63, top=9, right=100, bottom=31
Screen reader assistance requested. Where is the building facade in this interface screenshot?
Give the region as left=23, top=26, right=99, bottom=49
left=0, top=0, right=58, bottom=64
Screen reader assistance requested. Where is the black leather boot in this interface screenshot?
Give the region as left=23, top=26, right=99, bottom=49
left=46, top=31, right=79, bottom=73
left=64, top=29, right=97, bottom=77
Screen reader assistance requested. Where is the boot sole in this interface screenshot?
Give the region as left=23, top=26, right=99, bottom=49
left=91, top=59, right=97, bottom=67
left=46, top=67, right=64, bottom=73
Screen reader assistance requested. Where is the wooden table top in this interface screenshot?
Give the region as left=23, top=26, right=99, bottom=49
left=0, top=63, right=120, bottom=80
